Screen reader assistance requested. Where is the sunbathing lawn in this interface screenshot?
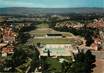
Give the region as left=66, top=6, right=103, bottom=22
left=32, top=38, right=81, bottom=45
left=27, top=23, right=82, bottom=45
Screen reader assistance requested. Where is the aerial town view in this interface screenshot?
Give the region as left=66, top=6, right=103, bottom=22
left=0, top=0, right=104, bottom=73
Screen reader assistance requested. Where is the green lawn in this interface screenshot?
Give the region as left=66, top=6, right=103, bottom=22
left=29, top=29, right=50, bottom=37
left=29, top=28, right=73, bottom=37
left=28, top=23, right=82, bottom=45
left=29, top=23, right=73, bottom=37
left=32, top=38, right=81, bottom=45
left=36, top=23, right=49, bottom=28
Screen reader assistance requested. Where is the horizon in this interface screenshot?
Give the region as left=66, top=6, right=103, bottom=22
left=0, top=0, right=104, bottom=8
left=0, top=6, right=104, bottom=9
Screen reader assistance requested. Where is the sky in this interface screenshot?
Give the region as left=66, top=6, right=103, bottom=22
left=0, top=0, right=104, bottom=8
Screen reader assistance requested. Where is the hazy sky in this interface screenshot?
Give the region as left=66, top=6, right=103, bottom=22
left=0, top=0, right=104, bottom=8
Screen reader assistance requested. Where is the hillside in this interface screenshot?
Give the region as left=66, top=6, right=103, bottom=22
left=0, top=7, right=104, bottom=16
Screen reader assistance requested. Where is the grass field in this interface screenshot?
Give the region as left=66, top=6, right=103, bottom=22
left=29, top=27, right=73, bottom=37
left=29, top=22, right=73, bottom=36
left=31, top=38, right=81, bottom=45
left=27, top=23, right=82, bottom=45
left=36, top=23, right=49, bottom=28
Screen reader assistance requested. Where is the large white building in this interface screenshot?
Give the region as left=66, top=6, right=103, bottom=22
left=39, top=44, right=78, bottom=57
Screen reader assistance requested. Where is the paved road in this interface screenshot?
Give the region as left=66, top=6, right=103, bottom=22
left=92, top=51, right=104, bottom=73
left=93, top=59, right=104, bottom=73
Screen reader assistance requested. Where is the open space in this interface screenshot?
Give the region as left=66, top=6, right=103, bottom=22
left=27, top=38, right=82, bottom=45
left=27, top=23, right=82, bottom=45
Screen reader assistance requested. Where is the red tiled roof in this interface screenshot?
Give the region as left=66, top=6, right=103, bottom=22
left=2, top=47, right=14, bottom=54
left=3, top=27, right=16, bottom=37
left=87, top=19, right=104, bottom=28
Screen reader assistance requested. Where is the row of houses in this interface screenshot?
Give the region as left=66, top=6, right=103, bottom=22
left=55, top=18, right=104, bottom=51
left=55, top=21, right=83, bottom=29
left=0, top=24, right=16, bottom=57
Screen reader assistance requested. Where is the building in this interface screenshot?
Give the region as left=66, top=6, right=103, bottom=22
left=39, top=44, right=78, bottom=57
left=45, top=33, right=63, bottom=38
left=86, top=18, right=104, bottom=29
left=91, top=37, right=101, bottom=51
left=0, top=43, right=7, bottom=48
left=0, top=24, right=16, bottom=57
left=86, top=18, right=104, bottom=51
left=1, top=26, right=16, bottom=43
left=1, top=47, right=14, bottom=57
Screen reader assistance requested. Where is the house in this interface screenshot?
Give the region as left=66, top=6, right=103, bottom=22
left=86, top=18, right=104, bottom=29
left=0, top=24, right=16, bottom=57
left=1, top=47, right=14, bottom=57
left=0, top=43, right=8, bottom=48
left=86, top=18, right=104, bottom=50
left=91, top=37, right=101, bottom=51
left=1, top=26, right=16, bottom=43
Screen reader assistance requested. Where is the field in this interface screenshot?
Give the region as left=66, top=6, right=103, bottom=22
left=27, top=36, right=82, bottom=46
left=35, top=23, right=49, bottom=28
left=27, top=23, right=82, bottom=45
left=29, top=27, right=73, bottom=37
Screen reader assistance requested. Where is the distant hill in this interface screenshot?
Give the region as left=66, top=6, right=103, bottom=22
left=0, top=7, right=104, bottom=16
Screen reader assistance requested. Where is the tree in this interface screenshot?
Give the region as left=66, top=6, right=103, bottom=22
left=62, top=49, right=95, bottom=73
left=28, top=47, right=40, bottom=72
left=1, top=45, right=40, bottom=72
